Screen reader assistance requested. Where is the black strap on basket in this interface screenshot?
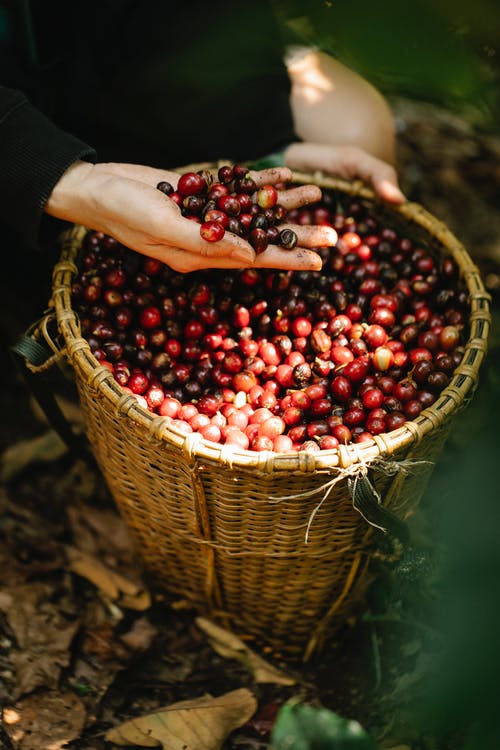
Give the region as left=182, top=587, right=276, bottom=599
left=10, top=314, right=89, bottom=457
left=348, top=474, right=433, bottom=586
left=347, top=474, right=410, bottom=547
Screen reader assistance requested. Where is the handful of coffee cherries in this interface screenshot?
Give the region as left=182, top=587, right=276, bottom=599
left=156, top=163, right=297, bottom=254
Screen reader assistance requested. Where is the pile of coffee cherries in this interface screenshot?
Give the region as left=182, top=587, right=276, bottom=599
left=157, top=163, right=297, bottom=253
left=72, top=186, right=468, bottom=453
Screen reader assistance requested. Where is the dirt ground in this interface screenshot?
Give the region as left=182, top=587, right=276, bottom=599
left=1, top=98, right=499, bottom=750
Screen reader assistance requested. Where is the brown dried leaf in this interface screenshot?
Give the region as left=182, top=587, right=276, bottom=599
left=54, top=458, right=100, bottom=504
left=0, top=430, right=67, bottom=482
left=120, top=589, right=151, bottom=611
left=66, top=502, right=151, bottom=607
left=195, top=617, right=296, bottom=686
left=0, top=584, right=80, bottom=699
left=105, top=688, right=257, bottom=749
left=0, top=489, right=66, bottom=591
left=72, top=617, right=156, bottom=704
left=11, top=646, right=72, bottom=699
left=71, top=620, right=138, bottom=706
left=245, top=700, right=281, bottom=737
left=30, top=393, right=84, bottom=430
left=66, top=501, right=133, bottom=559
left=119, top=617, right=158, bottom=652
left=65, top=546, right=151, bottom=611
left=3, top=690, right=86, bottom=750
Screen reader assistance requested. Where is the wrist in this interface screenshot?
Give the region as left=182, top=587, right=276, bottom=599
left=283, top=142, right=309, bottom=172
left=45, top=160, right=95, bottom=221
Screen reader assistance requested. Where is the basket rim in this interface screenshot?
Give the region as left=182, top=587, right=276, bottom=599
left=51, top=170, right=491, bottom=472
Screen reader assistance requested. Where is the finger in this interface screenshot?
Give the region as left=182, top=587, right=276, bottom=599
left=279, top=223, right=338, bottom=248
left=276, top=184, right=322, bottom=210
left=146, top=241, right=322, bottom=273
left=98, top=176, right=256, bottom=264
left=180, top=244, right=323, bottom=272
left=354, top=156, right=405, bottom=203
left=339, top=148, right=405, bottom=203
left=152, top=211, right=256, bottom=264
left=248, top=166, right=292, bottom=187
left=144, top=245, right=245, bottom=273
left=254, top=245, right=323, bottom=271
left=373, top=175, right=406, bottom=204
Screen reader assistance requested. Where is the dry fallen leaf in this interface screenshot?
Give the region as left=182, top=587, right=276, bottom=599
left=3, top=689, right=86, bottom=750
left=105, top=688, right=257, bottom=749
left=0, top=496, right=64, bottom=585
left=196, top=617, right=296, bottom=686
left=119, top=616, right=158, bottom=652
left=66, top=499, right=134, bottom=559
left=65, top=545, right=151, bottom=610
left=30, top=393, right=85, bottom=430
left=0, top=584, right=80, bottom=699
left=0, top=429, right=67, bottom=482
left=72, top=618, right=151, bottom=706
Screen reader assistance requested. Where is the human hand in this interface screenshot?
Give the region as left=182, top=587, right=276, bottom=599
left=45, top=161, right=337, bottom=272
left=283, top=142, right=406, bottom=204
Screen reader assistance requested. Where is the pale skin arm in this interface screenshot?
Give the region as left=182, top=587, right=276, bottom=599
left=285, top=50, right=405, bottom=203
left=45, top=161, right=337, bottom=272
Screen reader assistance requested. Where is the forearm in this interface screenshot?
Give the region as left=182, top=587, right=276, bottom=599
left=0, top=86, right=96, bottom=249
left=287, top=51, right=396, bottom=165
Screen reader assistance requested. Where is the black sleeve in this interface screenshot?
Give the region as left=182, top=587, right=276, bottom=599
left=0, top=86, right=96, bottom=250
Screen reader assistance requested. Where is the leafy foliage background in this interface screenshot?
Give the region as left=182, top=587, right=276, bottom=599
left=275, top=0, right=500, bottom=127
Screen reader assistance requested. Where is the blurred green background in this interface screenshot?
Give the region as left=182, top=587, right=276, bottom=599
left=276, top=0, right=500, bottom=128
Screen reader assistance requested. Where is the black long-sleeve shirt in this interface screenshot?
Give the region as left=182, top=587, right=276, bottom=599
left=0, top=87, right=96, bottom=249
left=0, top=0, right=296, bottom=250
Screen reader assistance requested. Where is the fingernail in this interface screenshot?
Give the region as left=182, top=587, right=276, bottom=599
left=232, top=248, right=255, bottom=263
left=325, top=227, right=338, bottom=244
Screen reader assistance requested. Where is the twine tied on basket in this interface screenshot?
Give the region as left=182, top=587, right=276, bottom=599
left=270, top=456, right=433, bottom=543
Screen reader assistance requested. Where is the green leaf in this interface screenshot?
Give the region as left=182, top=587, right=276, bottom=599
left=271, top=703, right=377, bottom=750
left=248, top=150, right=287, bottom=171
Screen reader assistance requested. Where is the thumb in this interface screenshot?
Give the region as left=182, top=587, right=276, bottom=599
left=374, top=177, right=406, bottom=204
left=343, top=147, right=406, bottom=204
left=94, top=162, right=181, bottom=188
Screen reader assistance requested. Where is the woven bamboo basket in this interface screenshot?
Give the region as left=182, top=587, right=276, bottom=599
left=49, top=170, right=490, bottom=659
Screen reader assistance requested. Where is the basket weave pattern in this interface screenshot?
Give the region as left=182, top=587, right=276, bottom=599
left=51, top=173, right=490, bottom=657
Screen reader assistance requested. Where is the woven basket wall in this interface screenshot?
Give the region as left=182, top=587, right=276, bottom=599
left=50, top=171, right=490, bottom=659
